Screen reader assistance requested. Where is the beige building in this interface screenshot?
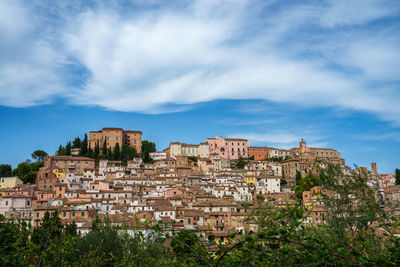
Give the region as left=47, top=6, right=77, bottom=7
left=169, top=142, right=209, bottom=158
left=89, top=127, right=142, bottom=153
left=0, top=176, right=23, bottom=189
left=282, top=140, right=344, bottom=186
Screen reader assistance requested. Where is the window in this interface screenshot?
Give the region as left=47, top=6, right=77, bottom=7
left=63, top=212, right=66, bottom=217
left=188, top=218, right=191, bottom=224
left=72, top=212, right=75, bottom=217
left=5, top=200, right=8, bottom=206
left=81, top=212, right=84, bottom=217
left=37, top=212, right=39, bottom=218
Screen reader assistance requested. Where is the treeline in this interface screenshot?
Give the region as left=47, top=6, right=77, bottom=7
left=1, top=164, right=400, bottom=266
left=0, top=150, right=47, bottom=184
left=56, top=134, right=156, bottom=164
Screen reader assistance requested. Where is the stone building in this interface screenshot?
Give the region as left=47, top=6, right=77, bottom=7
left=36, top=156, right=95, bottom=190
left=89, top=127, right=142, bottom=153
left=169, top=142, right=209, bottom=158
left=282, top=140, right=344, bottom=186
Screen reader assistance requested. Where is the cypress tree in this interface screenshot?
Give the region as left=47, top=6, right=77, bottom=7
left=87, top=144, right=94, bottom=158
left=80, top=133, right=88, bottom=156
left=94, top=141, right=100, bottom=160
left=102, top=139, right=107, bottom=157
left=72, top=137, right=81, bottom=149
left=65, top=142, right=71, bottom=156
left=113, top=143, right=120, bottom=160
left=396, top=169, right=400, bottom=185
left=107, top=147, right=112, bottom=160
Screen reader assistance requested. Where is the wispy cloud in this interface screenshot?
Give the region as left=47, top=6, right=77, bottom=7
left=362, top=132, right=400, bottom=142
left=1, top=0, right=400, bottom=124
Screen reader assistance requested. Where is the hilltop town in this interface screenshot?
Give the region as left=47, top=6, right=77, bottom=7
left=1, top=127, right=399, bottom=242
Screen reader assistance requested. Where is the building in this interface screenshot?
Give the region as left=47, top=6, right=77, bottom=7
left=89, top=127, right=142, bottom=153
left=207, top=135, right=250, bottom=160
left=149, top=152, right=168, bottom=161
left=282, top=139, right=344, bottom=186
left=0, top=176, right=23, bottom=189
left=169, top=142, right=209, bottom=158
left=248, top=147, right=269, bottom=160
left=36, top=156, right=95, bottom=190
left=268, top=148, right=291, bottom=158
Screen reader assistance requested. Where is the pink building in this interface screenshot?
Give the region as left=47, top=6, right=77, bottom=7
left=207, top=135, right=250, bottom=160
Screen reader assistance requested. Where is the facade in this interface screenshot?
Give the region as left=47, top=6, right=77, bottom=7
left=282, top=140, right=344, bottom=186
left=36, top=156, right=95, bottom=190
left=207, top=135, right=250, bottom=160
left=89, top=127, right=142, bottom=153
left=248, top=147, right=269, bottom=160
left=149, top=152, right=168, bottom=161
left=169, top=142, right=209, bottom=158
left=0, top=176, right=23, bottom=189
left=268, top=148, right=291, bottom=158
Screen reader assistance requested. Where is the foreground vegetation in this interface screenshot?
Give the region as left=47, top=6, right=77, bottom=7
left=1, top=165, right=400, bottom=266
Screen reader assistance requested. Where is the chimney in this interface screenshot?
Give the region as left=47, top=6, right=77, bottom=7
left=371, top=162, right=377, bottom=174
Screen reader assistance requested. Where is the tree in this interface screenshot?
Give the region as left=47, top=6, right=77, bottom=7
left=94, top=141, right=100, bottom=161
left=65, top=142, right=72, bottom=156
left=0, top=164, right=12, bottom=177
left=121, top=145, right=139, bottom=164
left=141, top=140, right=156, bottom=163
left=232, top=156, right=251, bottom=169
left=80, top=133, right=88, bottom=156
left=113, top=143, right=120, bottom=160
left=295, top=170, right=302, bottom=183
left=107, top=147, right=113, bottom=160
left=187, top=156, right=198, bottom=162
left=396, top=168, right=400, bottom=185
left=72, top=137, right=81, bottom=149
left=31, top=150, right=48, bottom=163
left=102, top=139, right=108, bottom=158
left=13, top=162, right=34, bottom=184
left=57, top=145, right=67, bottom=156
left=87, top=144, right=94, bottom=158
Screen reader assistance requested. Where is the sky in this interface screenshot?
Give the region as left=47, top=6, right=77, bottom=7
left=0, top=0, right=399, bottom=173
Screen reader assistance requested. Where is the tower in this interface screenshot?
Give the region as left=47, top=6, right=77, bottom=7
left=371, top=162, right=377, bottom=174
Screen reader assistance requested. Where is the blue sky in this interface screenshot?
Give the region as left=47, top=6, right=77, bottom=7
left=0, top=0, right=399, bottom=173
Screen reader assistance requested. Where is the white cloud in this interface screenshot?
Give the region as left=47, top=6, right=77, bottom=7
left=1, top=0, right=400, bottom=125
left=0, top=1, right=67, bottom=107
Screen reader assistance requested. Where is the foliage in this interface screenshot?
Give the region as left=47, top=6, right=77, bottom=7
left=396, top=168, right=400, bottom=185
left=113, top=143, right=120, bottom=160
left=31, top=150, right=48, bottom=163
left=187, top=156, right=198, bottom=162
left=80, top=133, right=88, bottom=156
left=232, top=156, right=252, bottom=169
left=121, top=144, right=139, bottom=164
left=141, top=140, right=156, bottom=163
left=1, top=164, right=400, bottom=266
left=102, top=139, right=108, bottom=158
left=12, top=160, right=42, bottom=184
left=72, top=137, right=81, bottom=149
left=295, top=173, right=320, bottom=199
left=0, top=164, right=12, bottom=177
left=268, top=155, right=291, bottom=162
